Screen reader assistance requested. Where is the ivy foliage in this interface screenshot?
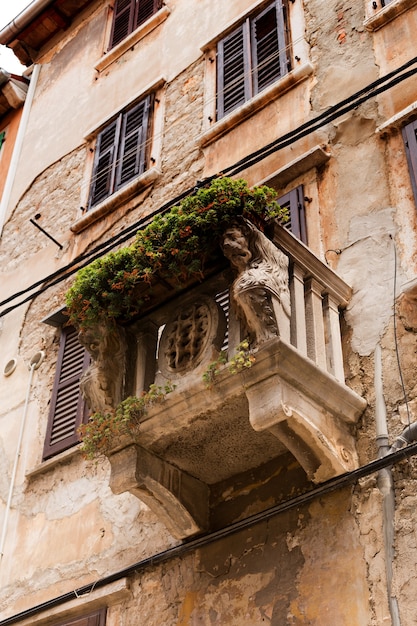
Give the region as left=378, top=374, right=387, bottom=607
left=66, top=177, right=287, bottom=330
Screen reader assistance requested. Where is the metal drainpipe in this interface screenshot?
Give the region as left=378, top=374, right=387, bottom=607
left=0, top=64, right=40, bottom=237
left=0, top=351, right=44, bottom=560
left=374, top=344, right=401, bottom=626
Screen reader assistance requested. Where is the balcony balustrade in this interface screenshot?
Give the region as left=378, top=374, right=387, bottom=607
left=83, top=221, right=366, bottom=539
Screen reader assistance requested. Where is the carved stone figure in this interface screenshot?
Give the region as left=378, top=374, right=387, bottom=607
left=78, top=324, right=126, bottom=414
left=221, top=218, right=291, bottom=345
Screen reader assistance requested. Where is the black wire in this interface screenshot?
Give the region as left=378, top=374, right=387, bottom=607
left=1, top=440, right=417, bottom=626
left=2, top=56, right=417, bottom=318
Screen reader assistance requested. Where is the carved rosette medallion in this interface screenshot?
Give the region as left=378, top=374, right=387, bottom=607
left=158, top=296, right=226, bottom=377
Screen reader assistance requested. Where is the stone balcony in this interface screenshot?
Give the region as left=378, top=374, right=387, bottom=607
left=83, top=221, right=366, bottom=539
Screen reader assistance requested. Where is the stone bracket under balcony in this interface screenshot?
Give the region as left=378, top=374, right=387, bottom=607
left=108, top=443, right=209, bottom=540
left=106, top=337, right=366, bottom=539
left=244, top=339, right=365, bottom=483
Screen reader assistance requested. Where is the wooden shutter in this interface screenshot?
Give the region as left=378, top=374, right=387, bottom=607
left=217, top=23, right=251, bottom=119
left=89, top=119, right=120, bottom=208
left=135, top=0, right=162, bottom=29
left=403, top=119, right=417, bottom=207
left=43, top=327, right=90, bottom=460
left=116, top=95, right=151, bottom=189
left=109, top=0, right=136, bottom=49
left=57, top=608, right=106, bottom=626
left=277, top=185, right=307, bottom=244
left=251, top=0, right=288, bottom=95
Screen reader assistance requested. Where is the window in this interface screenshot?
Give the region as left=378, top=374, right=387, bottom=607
left=0, top=130, right=5, bottom=151
left=43, top=326, right=90, bottom=460
left=216, top=0, right=290, bottom=120
left=403, top=119, right=417, bottom=206
left=109, top=0, right=163, bottom=49
left=277, top=185, right=307, bottom=244
left=56, top=609, right=106, bottom=626
left=89, top=93, right=153, bottom=209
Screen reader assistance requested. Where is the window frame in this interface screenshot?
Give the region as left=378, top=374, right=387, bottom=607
left=403, top=118, right=417, bottom=206
left=88, top=93, right=153, bottom=210
left=277, top=185, right=308, bottom=244
left=216, top=0, right=290, bottom=121
left=55, top=609, right=106, bottom=626
left=43, top=326, right=90, bottom=461
left=108, top=0, right=163, bottom=50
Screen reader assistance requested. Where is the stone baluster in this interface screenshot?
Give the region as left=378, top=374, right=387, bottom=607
left=323, top=293, right=345, bottom=383
left=290, top=263, right=308, bottom=357
left=304, top=277, right=327, bottom=370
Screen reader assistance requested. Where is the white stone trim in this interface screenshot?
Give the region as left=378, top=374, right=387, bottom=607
left=198, top=62, right=314, bottom=148
left=13, top=578, right=130, bottom=626
left=364, top=0, right=417, bottom=31
left=95, top=5, right=171, bottom=73
left=376, top=101, right=417, bottom=135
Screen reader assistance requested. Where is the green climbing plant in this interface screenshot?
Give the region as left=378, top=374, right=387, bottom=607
left=66, top=177, right=288, bottom=332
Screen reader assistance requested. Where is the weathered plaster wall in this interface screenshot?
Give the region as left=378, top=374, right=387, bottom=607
left=1, top=0, right=417, bottom=624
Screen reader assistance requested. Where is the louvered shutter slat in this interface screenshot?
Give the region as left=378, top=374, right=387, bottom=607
left=116, top=96, right=150, bottom=188
left=252, top=2, right=285, bottom=94
left=217, top=25, right=249, bottom=119
left=276, top=186, right=307, bottom=244
left=109, top=0, right=135, bottom=48
left=89, top=121, right=119, bottom=208
left=43, top=327, right=90, bottom=460
left=136, top=0, right=161, bottom=28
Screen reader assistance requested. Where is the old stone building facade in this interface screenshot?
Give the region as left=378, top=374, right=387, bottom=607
left=1, top=0, right=417, bottom=624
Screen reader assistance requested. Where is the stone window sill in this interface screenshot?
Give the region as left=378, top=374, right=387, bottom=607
left=364, top=0, right=417, bottom=31
left=14, top=579, right=130, bottom=626
left=71, top=167, right=161, bottom=233
left=376, top=101, right=417, bottom=135
left=26, top=444, right=83, bottom=479
left=198, top=62, right=314, bottom=148
left=95, top=5, right=170, bottom=73
left=257, top=144, right=331, bottom=189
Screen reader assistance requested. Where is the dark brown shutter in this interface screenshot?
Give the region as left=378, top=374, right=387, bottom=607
left=403, top=119, right=417, bottom=206
left=109, top=0, right=136, bottom=49
left=217, top=23, right=250, bottom=119
left=136, top=0, right=162, bottom=29
left=251, top=0, right=288, bottom=95
left=56, top=608, right=106, bottom=626
left=43, top=327, right=90, bottom=460
left=89, top=119, right=120, bottom=208
left=277, top=185, right=307, bottom=244
left=116, top=95, right=151, bottom=189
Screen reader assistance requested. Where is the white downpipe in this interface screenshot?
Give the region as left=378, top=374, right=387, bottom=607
left=0, top=64, right=40, bottom=237
left=0, top=352, right=44, bottom=560
left=374, top=343, right=401, bottom=626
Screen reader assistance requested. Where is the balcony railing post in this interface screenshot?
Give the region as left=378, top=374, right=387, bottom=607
left=323, top=294, right=345, bottom=382
left=290, top=263, right=308, bottom=356
left=305, top=277, right=327, bottom=370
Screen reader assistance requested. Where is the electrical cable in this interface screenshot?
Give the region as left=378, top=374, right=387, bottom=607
left=2, top=56, right=417, bottom=319
left=1, top=440, right=417, bottom=626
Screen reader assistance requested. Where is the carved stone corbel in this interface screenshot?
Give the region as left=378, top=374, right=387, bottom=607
left=78, top=323, right=127, bottom=414
left=108, top=444, right=209, bottom=539
left=221, top=218, right=291, bottom=346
